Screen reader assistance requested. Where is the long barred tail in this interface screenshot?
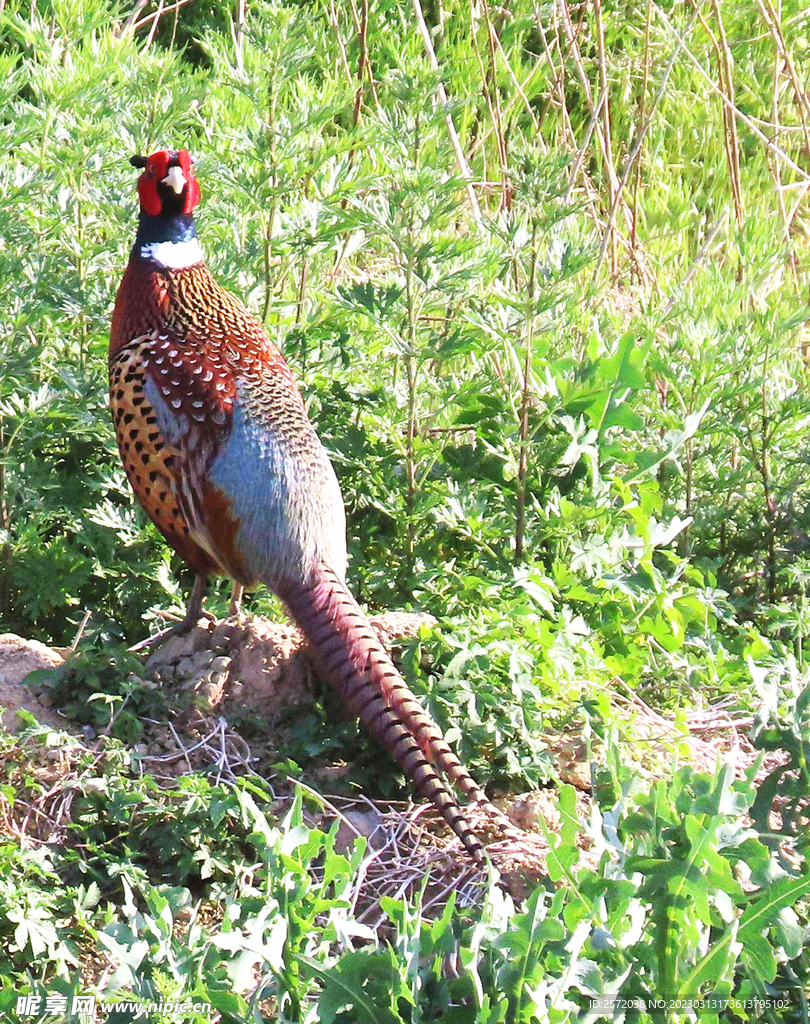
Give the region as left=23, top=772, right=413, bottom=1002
left=277, top=562, right=488, bottom=864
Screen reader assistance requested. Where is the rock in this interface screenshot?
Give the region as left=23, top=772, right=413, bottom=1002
left=334, top=808, right=386, bottom=853
left=367, top=611, right=436, bottom=649
left=506, top=789, right=561, bottom=833
left=0, top=634, right=69, bottom=733
left=144, top=622, right=214, bottom=670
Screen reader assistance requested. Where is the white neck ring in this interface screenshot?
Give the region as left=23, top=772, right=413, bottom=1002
left=141, top=238, right=204, bottom=270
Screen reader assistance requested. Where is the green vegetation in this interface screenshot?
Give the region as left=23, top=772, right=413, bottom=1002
left=0, top=0, right=809, bottom=1019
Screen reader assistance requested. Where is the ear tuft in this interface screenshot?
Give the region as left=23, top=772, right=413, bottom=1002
left=130, top=155, right=148, bottom=168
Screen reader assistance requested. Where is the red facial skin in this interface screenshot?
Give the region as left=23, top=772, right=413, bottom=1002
left=137, top=149, right=201, bottom=216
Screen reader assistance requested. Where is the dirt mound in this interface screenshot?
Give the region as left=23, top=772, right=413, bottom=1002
left=0, top=634, right=70, bottom=733
left=131, top=611, right=438, bottom=781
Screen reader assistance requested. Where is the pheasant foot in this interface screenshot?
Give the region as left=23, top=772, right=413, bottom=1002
left=129, top=574, right=213, bottom=653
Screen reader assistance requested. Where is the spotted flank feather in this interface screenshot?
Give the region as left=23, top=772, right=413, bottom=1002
left=109, top=336, right=219, bottom=578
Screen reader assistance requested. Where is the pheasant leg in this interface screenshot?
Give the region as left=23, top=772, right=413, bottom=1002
left=229, top=582, right=245, bottom=618
left=128, top=574, right=211, bottom=653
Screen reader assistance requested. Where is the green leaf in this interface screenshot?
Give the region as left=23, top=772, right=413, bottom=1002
left=299, top=951, right=404, bottom=1024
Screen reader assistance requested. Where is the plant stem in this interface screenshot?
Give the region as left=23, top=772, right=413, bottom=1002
left=631, top=0, right=652, bottom=283
left=760, top=337, right=776, bottom=601
left=411, top=0, right=483, bottom=228
left=515, top=219, right=538, bottom=563
left=262, top=59, right=279, bottom=324
left=404, top=230, right=418, bottom=573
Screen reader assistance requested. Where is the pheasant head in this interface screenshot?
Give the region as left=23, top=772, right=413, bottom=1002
left=130, top=149, right=200, bottom=217
left=129, top=149, right=203, bottom=270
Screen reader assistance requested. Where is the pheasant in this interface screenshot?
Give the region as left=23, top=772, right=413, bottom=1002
left=109, top=148, right=492, bottom=864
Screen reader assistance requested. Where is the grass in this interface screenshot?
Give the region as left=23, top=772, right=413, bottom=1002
left=0, top=0, right=809, bottom=1019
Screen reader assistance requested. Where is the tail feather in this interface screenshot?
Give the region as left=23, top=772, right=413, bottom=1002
left=277, top=562, right=488, bottom=864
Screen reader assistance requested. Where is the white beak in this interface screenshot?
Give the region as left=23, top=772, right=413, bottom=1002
left=161, top=165, right=187, bottom=194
